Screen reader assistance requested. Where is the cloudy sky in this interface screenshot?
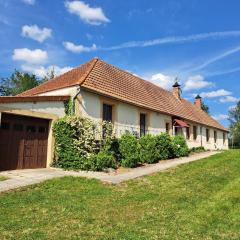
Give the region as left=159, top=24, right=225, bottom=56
left=1, top=0, right=240, bottom=127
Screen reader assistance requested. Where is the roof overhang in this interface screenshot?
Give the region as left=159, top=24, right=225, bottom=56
left=174, top=119, right=189, bottom=127
left=0, top=96, right=70, bottom=103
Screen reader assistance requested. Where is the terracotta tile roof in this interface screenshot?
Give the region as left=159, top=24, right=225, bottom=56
left=18, top=58, right=228, bottom=131
left=18, top=58, right=98, bottom=97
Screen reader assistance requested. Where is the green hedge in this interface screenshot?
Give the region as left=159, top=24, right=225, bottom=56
left=139, top=134, right=158, bottom=164
left=172, top=135, right=189, bottom=157
left=53, top=116, right=189, bottom=171
left=119, top=133, right=139, bottom=168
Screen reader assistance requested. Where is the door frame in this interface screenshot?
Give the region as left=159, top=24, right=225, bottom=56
left=0, top=106, right=58, bottom=168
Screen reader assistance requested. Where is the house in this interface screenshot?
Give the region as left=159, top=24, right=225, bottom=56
left=0, top=58, right=228, bottom=171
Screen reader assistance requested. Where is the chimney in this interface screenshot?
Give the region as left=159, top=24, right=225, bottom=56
left=195, top=94, right=202, bottom=109
left=172, top=80, right=181, bottom=100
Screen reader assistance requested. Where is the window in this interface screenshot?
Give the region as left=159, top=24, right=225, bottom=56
left=102, top=104, right=113, bottom=122
left=166, top=122, right=170, bottom=134
left=0, top=122, right=10, bottom=130
left=186, top=127, right=190, bottom=140
left=214, top=131, right=217, bottom=143
left=206, top=129, right=210, bottom=142
left=140, top=113, right=146, bottom=137
left=13, top=124, right=23, bottom=132
left=223, top=132, right=226, bottom=144
left=193, top=126, right=197, bottom=140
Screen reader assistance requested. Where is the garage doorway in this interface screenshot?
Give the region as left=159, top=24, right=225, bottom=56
left=0, top=113, right=49, bottom=171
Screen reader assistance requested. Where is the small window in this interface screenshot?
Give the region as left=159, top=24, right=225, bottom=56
left=206, top=129, right=210, bottom=142
left=166, top=122, right=170, bottom=134
left=39, top=126, right=47, bottom=133
left=0, top=122, right=10, bottom=130
left=140, top=113, right=146, bottom=137
left=26, top=126, right=36, bottom=133
left=103, top=104, right=112, bottom=122
left=186, top=127, right=190, bottom=140
left=13, top=124, right=23, bottom=132
left=214, top=131, right=217, bottom=143
left=193, top=126, right=197, bottom=140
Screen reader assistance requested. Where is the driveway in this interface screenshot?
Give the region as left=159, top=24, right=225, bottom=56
left=0, top=151, right=220, bottom=193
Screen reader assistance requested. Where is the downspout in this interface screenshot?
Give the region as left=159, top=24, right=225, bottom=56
left=72, top=86, right=81, bottom=114
left=200, top=126, right=203, bottom=147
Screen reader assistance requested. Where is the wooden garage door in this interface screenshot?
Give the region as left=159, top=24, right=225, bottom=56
left=0, top=113, right=49, bottom=171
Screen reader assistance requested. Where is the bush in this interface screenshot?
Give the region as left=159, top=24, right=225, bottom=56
left=53, top=116, right=117, bottom=171
left=119, top=133, right=139, bottom=168
left=86, top=150, right=117, bottom=171
left=190, top=146, right=206, bottom=153
left=172, top=135, right=189, bottom=157
left=139, top=135, right=158, bottom=163
left=155, top=133, right=174, bottom=160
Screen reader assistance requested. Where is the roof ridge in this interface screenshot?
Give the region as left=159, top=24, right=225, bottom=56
left=78, top=57, right=98, bottom=86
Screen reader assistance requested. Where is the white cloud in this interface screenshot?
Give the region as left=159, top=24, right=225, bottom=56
left=22, top=0, right=35, bottom=5
left=22, top=25, right=52, bottom=43
left=150, top=73, right=175, bottom=90
left=200, top=89, right=231, bottom=98
left=100, top=31, right=240, bottom=51
left=61, top=31, right=240, bottom=55
left=63, top=41, right=97, bottom=53
left=65, top=0, right=110, bottom=25
left=183, top=75, right=213, bottom=91
left=191, top=45, right=240, bottom=72
left=212, top=114, right=229, bottom=121
left=21, top=64, right=72, bottom=78
left=220, top=96, right=239, bottom=103
left=12, top=48, right=48, bottom=64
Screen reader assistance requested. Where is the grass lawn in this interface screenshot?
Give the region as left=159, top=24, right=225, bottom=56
left=0, top=150, right=240, bottom=239
left=0, top=176, right=7, bottom=181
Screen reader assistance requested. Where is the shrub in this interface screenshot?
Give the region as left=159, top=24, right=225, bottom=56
left=155, top=133, right=174, bottom=160
left=139, top=135, right=158, bottom=163
left=172, top=135, right=189, bottom=157
left=86, top=150, right=117, bottom=171
left=119, top=133, right=139, bottom=168
left=190, top=146, right=206, bottom=153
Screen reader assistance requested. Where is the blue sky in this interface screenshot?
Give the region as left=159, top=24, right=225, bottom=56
left=1, top=0, right=240, bottom=127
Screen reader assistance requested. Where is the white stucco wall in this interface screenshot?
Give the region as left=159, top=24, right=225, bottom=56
left=80, top=89, right=172, bottom=137
left=79, top=89, right=228, bottom=150
left=0, top=101, right=66, bottom=118
left=38, top=86, right=78, bottom=97
left=185, top=124, right=228, bottom=150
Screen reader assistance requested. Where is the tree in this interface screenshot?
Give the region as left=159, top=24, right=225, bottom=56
left=42, top=67, right=55, bottom=83
left=228, top=101, right=240, bottom=147
left=201, top=101, right=210, bottom=114
left=0, top=70, right=39, bottom=96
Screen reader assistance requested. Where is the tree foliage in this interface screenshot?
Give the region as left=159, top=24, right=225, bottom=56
left=0, top=70, right=39, bottom=96
left=228, top=101, right=240, bottom=146
left=201, top=101, right=210, bottom=114
left=42, top=67, right=55, bottom=83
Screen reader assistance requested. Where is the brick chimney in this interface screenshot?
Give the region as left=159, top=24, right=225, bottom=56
left=172, top=80, right=181, bottom=100
left=194, top=94, right=202, bottom=109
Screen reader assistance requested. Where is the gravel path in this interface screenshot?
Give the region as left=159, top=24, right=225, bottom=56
left=0, top=151, right=220, bottom=193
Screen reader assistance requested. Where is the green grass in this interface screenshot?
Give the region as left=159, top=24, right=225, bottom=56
left=0, top=150, right=240, bottom=240
left=0, top=176, right=7, bottom=181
